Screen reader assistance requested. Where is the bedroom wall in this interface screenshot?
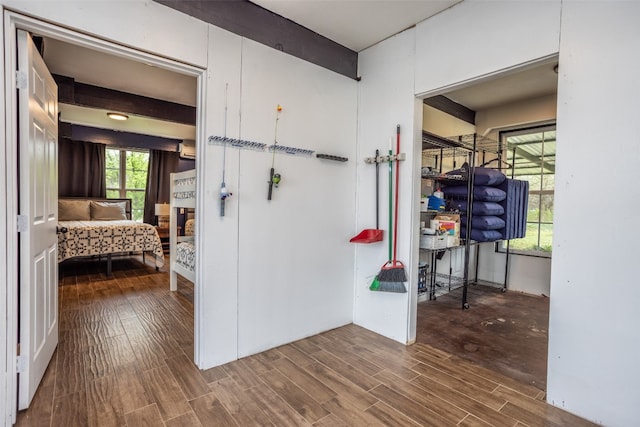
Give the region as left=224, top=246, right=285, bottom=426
left=1, top=1, right=357, bottom=370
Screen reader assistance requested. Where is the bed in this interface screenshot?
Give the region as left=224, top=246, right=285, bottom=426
left=57, top=197, right=165, bottom=275
left=170, top=169, right=196, bottom=290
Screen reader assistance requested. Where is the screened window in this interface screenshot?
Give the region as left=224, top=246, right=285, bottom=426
left=501, top=125, right=556, bottom=257
left=106, top=148, right=149, bottom=221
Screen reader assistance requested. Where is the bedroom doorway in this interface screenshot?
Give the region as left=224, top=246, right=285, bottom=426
left=4, top=11, right=205, bottom=419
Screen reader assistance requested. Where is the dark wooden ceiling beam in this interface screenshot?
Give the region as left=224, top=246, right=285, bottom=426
left=53, top=74, right=196, bottom=125
left=423, top=95, right=476, bottom=125
left=153, top=0, right=358, bottom=80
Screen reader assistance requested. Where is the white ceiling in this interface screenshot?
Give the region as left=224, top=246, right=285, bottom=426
left=251, top=0, right=461, bottom=52
left=41, top=0, right=556, bottom=139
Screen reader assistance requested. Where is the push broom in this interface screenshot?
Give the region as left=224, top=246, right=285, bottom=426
left=373, top=125, right=407, bottom=293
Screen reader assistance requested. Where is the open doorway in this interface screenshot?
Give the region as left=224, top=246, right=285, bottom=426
left=4, top=12, right=205, bottom=419
left=415, top=57, right=558, bottom=392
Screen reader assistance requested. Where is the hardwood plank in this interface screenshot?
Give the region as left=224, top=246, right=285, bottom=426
left=369, top=384, right=454, bottom=427
left=410, top=370, right=517, bottom=427
left=260, top=368, right=330, bottom=423
left=349, top=345, right=420, bottom=382
left=310, top=350, right=381, bottom=391
left=291, top=337, right=324, bottom=355
left=141, top=365, right=191, bottom=420
left=122, top=318, right=168, bottom=371
left=322, top=396, right=385, bottom=426
left=318, top=338, right=384, bottom=377
left=222, top=359, right=263, bottom=390
left=165, top=411, right=203, bottom=427
left=373, top=369, right=468, bottom=424
left=411, top=353, right=500, bottom=393
left=103, top=334, right=137, bottom=367
left=410, top=361, right=506, bottom=411
left=243, top=352, right=279, bottom=376
left=190, top=392, right=238, bottom=427
left=209, top=377, right=274, bottom=426
left=165, top=354, right=210, bottom=400
left=273, top=357, right=337, bottom=404
left=494, top=387, right=599, bottom=427
left=312, top=413, right=349, bottom=426
left=500, top=402, right=562, bottom=427
left=114, top=363, right=154, bottom=415
left=59, top=326, right=96, bottom=353
left=277, top=343, right=317, bottom=367
left=459, top=414, right=495, bottom=427
left=448, top=354, right=543, bottom=398
left=407, top=342, right=452, bottom=360
left=248, top=383, right=313, bottom=427
left=51, top=391, right=88, bottom=426
left=201, top=365, right=229, bottom=384
left=124, top=404, right=164, bottom=427
left=15, top=384, right=54, bottom=426
left=54, top=349, right=86, bottom=397
left=83, top=342, right=115, bottom=380
left=303, top=362, right=378, bottom=411
left=364, top=401, right=422, bottom=427
left=85, top=375, right=124, bottom=427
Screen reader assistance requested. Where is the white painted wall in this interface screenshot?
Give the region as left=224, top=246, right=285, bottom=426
left=548, top=3, right=640, bottom=426
left=355, top=28, right=421, bottom=344
left=199, top=24, right=243, bottom=366
left=414, top=0, right=561, bottom=97
left=1, top=1, right=358, bottom=374
left=235, top=38, right=357, bottom=357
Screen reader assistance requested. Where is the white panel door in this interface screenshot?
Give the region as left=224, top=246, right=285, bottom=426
left=17, top=30, right=59, bottom=410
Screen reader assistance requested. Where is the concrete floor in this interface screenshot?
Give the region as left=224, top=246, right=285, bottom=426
left=416, top=284, right=549, bottom=391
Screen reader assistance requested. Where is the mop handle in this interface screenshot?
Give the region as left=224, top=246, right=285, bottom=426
left=388, top=141, right=393, bottom=262
left=375, top=149, right=379, bottom=229
left=392, top=125, right=400, bottom=263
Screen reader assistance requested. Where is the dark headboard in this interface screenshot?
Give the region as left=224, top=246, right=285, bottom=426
left=58, top=197, right=132, bottom=220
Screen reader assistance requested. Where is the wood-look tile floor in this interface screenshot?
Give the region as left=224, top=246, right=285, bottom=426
left=16, top=256, right=598, bottom=426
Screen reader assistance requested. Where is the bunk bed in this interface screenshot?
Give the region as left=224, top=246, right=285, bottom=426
left=57, top=197, right=165, bottom=276
left=169, top=169, right=196, bottom=291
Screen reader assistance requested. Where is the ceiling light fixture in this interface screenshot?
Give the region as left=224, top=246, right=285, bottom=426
left=107, top=112, right=129, bottom=121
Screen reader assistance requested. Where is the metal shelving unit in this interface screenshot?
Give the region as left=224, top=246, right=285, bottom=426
left=420, top=131, right=505, bottom=309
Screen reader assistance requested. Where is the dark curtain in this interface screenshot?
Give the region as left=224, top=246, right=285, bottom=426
left=58, top=138, right=106, bottom=197
left=143, top=149, right=179, bottom=224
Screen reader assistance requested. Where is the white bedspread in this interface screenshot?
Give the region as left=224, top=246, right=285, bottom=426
left=58, top=220, right=164, bottom=267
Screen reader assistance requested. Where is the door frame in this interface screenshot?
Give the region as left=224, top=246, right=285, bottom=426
left=2, top=11, right=207, bottom=424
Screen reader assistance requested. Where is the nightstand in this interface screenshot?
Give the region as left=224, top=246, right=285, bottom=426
left=155, top=226, right=170, bottom=254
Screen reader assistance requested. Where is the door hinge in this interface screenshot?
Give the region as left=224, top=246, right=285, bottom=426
left=15, top=70, right=27, bottom=90
left=17, top=214, right=28, bottom=233
left=16, top=355, right=27, bottom=373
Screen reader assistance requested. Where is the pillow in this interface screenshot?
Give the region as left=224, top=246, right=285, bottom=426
left=460, top=215, right=506, bottom=230
left=185, top=219, right=195, bottom=236
left=448, top=200, right=504, bottom=215
left=90, top=201, right=127, bottom=220
left=58, top=199, right=91, bottom=221
left=445, top=165, right=506, bottom=186
left=442, top=185, right=507, bottom=202
left=460, top=227, right=503, bottom=242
